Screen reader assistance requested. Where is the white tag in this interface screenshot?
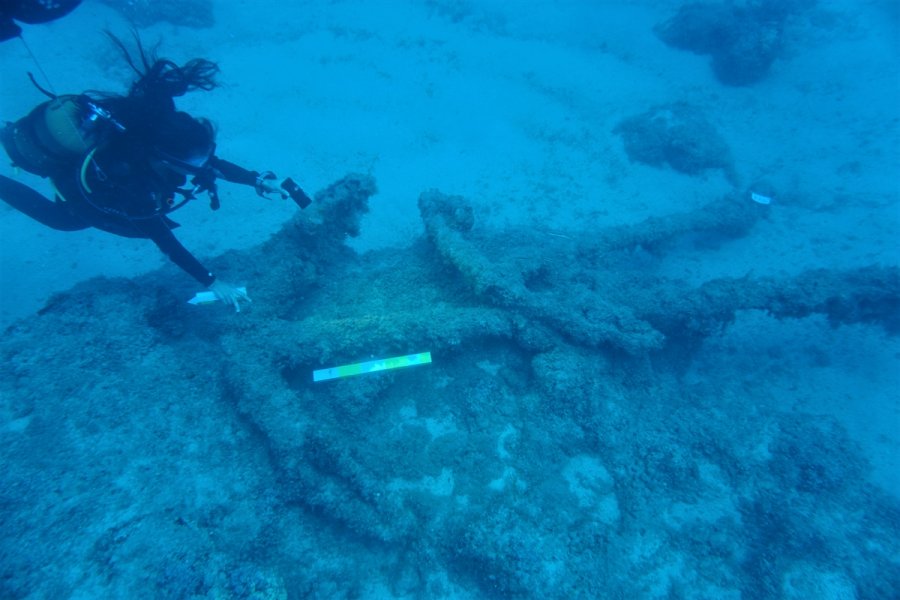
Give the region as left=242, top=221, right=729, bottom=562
left=750, top=192, right=772, bottom=205
left=188, top=287, right=247, bottom=305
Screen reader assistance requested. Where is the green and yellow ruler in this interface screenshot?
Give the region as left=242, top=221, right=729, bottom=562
left=313, top=352, right=432, bottom=382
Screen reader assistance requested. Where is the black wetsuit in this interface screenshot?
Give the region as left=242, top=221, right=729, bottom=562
left=0, top=150, right=261, bottom=286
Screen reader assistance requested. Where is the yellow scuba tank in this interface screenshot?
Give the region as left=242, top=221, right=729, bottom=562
left=0, top=95, right=108, bottom=178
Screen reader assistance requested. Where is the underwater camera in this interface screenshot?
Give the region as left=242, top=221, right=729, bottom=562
left=282, top=177, right=311, bottom=209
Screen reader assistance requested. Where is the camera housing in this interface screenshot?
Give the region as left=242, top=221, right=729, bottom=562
left=281, top=177, right=311, bottom=209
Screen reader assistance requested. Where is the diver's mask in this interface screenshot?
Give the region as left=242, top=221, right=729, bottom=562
left=152, top=141, right=216, bottom=176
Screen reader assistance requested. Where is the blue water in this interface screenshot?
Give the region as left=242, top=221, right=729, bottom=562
left=0, top=1, right=898, bottom=598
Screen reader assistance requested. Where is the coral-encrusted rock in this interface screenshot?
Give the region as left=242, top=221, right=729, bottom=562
left=615, top=103, right=738, bottom=184
left=654, top=0, right=815, bottom=86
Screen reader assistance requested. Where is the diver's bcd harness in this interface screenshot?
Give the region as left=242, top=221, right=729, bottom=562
left=77, top=147, right=218, bottom=220
left=1, top=77, right=220, bottom=219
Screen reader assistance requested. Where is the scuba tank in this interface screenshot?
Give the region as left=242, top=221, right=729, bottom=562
left=1, top=94, right=123, bottom=178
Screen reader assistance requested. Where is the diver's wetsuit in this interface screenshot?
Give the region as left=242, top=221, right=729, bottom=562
left=0, top=153, right=261, bottom=286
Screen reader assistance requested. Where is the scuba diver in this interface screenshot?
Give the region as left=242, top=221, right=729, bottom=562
left=0, top=35, right=312, bottom=312
left=1, top=0, right=82, bottom=41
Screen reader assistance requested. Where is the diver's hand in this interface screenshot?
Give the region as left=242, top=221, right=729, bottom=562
left=260, top=179, right=289, bottom=198
left=208, top=279, right=251, bottom=312
left=255, top=171, right=289, bottom=198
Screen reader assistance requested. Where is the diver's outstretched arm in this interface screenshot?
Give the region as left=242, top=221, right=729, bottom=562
left=208, top=157, right=259, bottom=187
left=136, top=216, right=215, bottom=286
left=209, top=157, right=311, bottom=207
left=137, top=216, right=250, bottom=312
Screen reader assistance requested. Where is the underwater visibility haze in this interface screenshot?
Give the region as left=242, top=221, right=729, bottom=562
left=0, top=1, right=898, bottom=598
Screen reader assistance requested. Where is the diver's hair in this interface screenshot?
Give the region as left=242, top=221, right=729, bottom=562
left=91, top=32, right=220, bottom=152
left=106, top=30, right=220, bottom=100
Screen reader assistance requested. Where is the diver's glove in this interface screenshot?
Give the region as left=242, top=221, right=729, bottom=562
left=255, top=171, right=284, bottom=197
left=255, top=171, right=312, bottom=209
left=208, top=279, right=252, bottom=313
